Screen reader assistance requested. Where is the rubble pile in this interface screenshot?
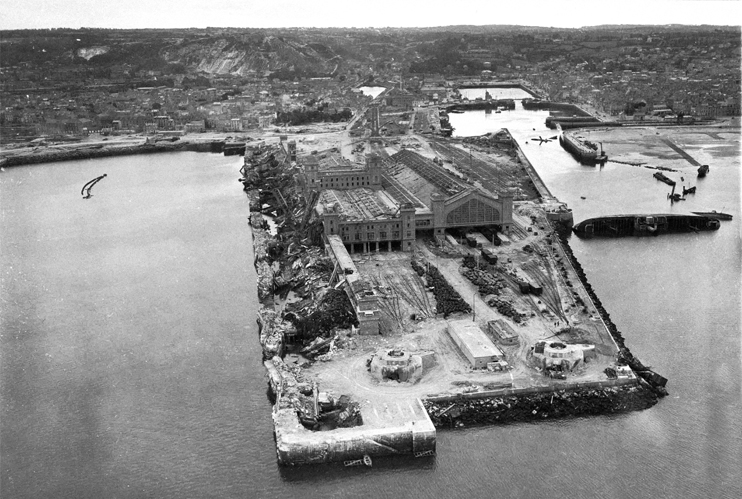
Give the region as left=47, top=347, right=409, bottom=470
left=245, top=189, right=261, bottom=212
left=290, top=289, right=358, bottom=341
left=272, top=245, right=332, bottom=298
left=316, top=394, right=363, bottom=429
left=244, top=143, right=332, bottom=306
left=258, top=307, right=295, bottom=360
left=266, top=356, right=363, bottom=431
left=256, top=261, right=274, bottom=302
left=267, top=356, right=318, bottom=425
left=461, top=130, right=515, bottom=153
left=251, top=219, right=274, bottom=303
left=300, top=334, right=338, bottom=359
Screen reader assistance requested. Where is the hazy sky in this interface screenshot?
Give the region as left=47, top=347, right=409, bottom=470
left=2, top=0, right=740, bottom=30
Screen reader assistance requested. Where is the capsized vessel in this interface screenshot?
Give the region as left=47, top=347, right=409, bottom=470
left=573, top=213, right=721, bottom=237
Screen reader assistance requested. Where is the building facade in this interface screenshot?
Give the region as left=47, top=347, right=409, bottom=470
left=300, top=154, right=514, bottom=253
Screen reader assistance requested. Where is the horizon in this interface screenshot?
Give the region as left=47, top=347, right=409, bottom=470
left=2, top=0, right=741, bottom=31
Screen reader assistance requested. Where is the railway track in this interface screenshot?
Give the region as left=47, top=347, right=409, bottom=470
left=407, top=273, right=436, bottom=318
left=521, top=260, right=565, bottom=321
left=488, top=266, right=534, bottom=313
left=373, top=276, right=405, bottom=330
left=533, top=241, right=579, bottom=318
left=429, top=141, right=510, bottom=194
left=388, top=274, right=434, bottom=319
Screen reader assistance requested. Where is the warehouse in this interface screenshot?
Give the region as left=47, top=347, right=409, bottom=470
left=447, top=320, right=505, bottom=369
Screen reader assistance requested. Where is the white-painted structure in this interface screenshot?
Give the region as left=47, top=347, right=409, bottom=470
left=447, top=320, right=504, bottom=369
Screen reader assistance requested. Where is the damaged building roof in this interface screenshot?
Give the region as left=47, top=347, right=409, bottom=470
left=316, top=188, right=401, bottom=221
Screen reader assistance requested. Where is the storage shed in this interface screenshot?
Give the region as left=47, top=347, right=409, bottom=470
left=486, top=319, right=519, bottom=346
left=447, top=320, right=504, bottom=369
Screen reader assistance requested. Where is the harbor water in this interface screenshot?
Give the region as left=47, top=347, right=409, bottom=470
left=2, top=104, right=740, bottom=498
left=358, top=86, right=388, bottom=99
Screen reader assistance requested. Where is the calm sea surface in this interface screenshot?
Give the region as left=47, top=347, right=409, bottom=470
left=1, top=104, right=740, bottom=499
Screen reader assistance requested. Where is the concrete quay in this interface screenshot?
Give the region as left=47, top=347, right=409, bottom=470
left=265, top=357, right=436, bottom=465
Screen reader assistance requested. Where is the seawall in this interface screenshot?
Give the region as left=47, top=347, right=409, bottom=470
left=0, top=140, right=224, bottom=168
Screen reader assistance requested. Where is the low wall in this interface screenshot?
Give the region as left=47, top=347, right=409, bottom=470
left=1, top=140, right=223, bottom=168
left=425, top=376, right=637, bottom=404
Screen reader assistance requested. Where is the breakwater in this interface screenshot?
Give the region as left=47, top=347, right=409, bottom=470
left=0, top=140, right=225, bottom=168
left=424, top=382, right=657, bottom=427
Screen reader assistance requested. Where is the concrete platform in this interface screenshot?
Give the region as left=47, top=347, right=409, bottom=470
left=273, top=398, right=436, bottom=465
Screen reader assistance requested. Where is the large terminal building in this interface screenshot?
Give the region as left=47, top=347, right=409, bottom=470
left=298, top=151, right=514, bottom=253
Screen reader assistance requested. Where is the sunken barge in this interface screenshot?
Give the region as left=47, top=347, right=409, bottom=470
left=573, top=214, right=721, bottom=237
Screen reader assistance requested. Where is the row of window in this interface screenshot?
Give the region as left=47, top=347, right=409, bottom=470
left=339, top=231, right=412, bottom=242
left=320, top=179, right=370, bottom=187
left=342, top=223, right=400, bottom=231
left=347, top=232, right=400, bottom=241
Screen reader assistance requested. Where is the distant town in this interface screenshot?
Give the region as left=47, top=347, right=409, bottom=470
left=0, top=25, right=739, bottom=144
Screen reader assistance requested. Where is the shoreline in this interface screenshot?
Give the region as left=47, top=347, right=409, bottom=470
left=0, top=139, right=227, bottom=168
